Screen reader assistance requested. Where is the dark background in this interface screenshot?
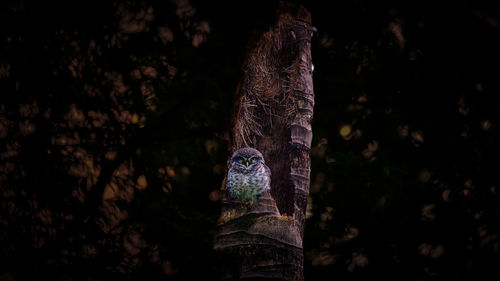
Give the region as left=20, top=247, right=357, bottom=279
left=1, top=0, right=499, bottom=280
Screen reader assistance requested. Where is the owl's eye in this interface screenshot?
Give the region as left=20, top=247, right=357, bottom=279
left=249, top=157, right=256, bottom=163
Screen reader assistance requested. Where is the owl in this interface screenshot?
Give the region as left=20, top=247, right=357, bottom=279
left=226, top=147, right=271, bottom=203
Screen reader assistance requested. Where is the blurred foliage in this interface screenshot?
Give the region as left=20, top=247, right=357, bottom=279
left=0, top=0, right=232, bottom=280
left=1, top=0, right=500, bottom=281
left=305, top=0, right=500, bottom=280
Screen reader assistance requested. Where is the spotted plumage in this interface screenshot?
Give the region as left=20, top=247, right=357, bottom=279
left=226, top=147, right=271, bottom=203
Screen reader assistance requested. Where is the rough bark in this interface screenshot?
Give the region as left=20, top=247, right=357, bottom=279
left=214, top=3, right=314, bottom=281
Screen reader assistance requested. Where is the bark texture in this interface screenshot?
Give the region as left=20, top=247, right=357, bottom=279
left=214, top=3, right=314, bottom=281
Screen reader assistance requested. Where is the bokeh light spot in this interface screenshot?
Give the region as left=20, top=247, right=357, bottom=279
left=339, top=125, right=351, bottom=138
left=136, top=175, right=147, bottom=190
left=131, top=113, right=139, bottom=124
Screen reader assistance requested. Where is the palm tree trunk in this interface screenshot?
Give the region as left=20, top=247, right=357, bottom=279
left=214, top=3, right=314, bottom=280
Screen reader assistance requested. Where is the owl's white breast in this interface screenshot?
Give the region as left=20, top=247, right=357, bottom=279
left=228, top=171, right=251, bottom=187
left=226, top=163, right=270, bottom=201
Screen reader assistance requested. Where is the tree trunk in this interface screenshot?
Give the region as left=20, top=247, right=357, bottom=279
left=214, top=3, right=314, bottom=280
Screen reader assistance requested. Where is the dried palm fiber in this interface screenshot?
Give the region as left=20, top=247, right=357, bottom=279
left=232, top=12, right=305, bottom=149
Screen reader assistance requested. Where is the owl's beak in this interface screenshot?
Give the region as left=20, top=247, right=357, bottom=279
left=245, top=161, right=249, bottom=167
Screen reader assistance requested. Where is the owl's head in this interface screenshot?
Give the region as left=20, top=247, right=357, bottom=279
left=230, top=147, right=265, bottom=169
